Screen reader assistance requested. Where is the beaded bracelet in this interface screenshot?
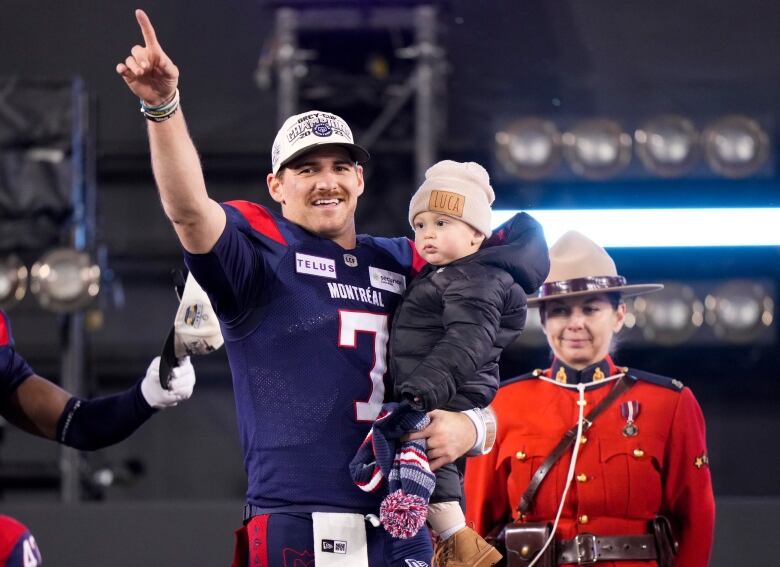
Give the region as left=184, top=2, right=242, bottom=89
left=140, top=89, right=180, bottom=122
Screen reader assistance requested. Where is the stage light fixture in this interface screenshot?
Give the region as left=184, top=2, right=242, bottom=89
left=702, top=115, right=769, bottom=178
left=29, top=248, right=100, bottom=313
left=704, top=280, right=774, bottom=344
left=635, top=114, right=699, bottom=177
left=633, top=283, right=703, bottom=346
left=0, top=255, right=28, bottom=310
left=562, top=118, right=632, bottom=180
left=495, top=118, right=562, bottom=180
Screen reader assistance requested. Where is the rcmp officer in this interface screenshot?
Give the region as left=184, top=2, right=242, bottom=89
left=464, top=231, right=715, bottom=567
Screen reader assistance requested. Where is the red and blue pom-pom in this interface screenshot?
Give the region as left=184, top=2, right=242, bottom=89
left=380, top=489, right=428, bottom=539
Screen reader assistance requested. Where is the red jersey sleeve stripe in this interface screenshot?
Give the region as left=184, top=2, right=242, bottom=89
left=407, top=238, right=427, bottom=276
left=225, top=200, right=288, bottom=246
left=0, top=514, right=27, bottom=551
left=0, top=312, right=10, bottom=347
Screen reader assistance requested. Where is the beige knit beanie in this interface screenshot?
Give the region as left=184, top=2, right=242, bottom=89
left=408, top=160, right=495, bottom=236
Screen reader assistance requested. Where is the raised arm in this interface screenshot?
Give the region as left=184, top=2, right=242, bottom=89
left=116, top=9, right=225, bottom=253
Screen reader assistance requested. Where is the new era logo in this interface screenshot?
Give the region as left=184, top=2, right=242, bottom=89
left=321, top=539, right=347, bottom=554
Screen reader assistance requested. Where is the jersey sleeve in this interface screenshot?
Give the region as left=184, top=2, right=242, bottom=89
left=0, top=311, right=34, bottom=402
left=661, top=387, right=716, bottom=567
left=183, top=201, right=288, bottom=326
left=406, top=237, right=427, bottom=277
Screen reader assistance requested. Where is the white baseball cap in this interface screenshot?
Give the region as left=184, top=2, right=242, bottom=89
left=271, top=110, right=370, bottom=174
left=159, top=272, right=224, bottom=388
left=172, top=272, right=223, bottom=357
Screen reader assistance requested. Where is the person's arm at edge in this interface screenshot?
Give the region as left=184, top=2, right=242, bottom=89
left=1, top=375, right=70, bottom=440
left=1, top=357, right=195, bottom=450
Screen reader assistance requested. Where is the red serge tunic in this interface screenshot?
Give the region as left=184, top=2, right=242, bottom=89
left=464, top=356, right=715, bottom=567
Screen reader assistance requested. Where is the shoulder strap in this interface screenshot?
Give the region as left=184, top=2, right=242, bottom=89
left=518, top=375, right=636, bottom=514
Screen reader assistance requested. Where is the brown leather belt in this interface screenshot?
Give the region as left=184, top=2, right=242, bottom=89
left=556, top=533, right=657, bottom=564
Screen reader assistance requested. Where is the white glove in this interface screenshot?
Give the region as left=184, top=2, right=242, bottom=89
left=141, top=356, right=196, bottom=409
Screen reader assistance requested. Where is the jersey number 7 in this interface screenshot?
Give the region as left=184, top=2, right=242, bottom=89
left=338, top=310, right=388, bottom=422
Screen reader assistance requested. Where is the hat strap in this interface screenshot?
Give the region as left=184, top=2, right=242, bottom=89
left=539, top=275, right=627, bottom=299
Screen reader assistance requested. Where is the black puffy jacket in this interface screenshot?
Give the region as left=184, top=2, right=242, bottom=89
left=389, top=212, right=550, bottom=411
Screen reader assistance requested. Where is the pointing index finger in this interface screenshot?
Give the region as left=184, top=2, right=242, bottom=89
left=135, top=9, right=160, bottom=48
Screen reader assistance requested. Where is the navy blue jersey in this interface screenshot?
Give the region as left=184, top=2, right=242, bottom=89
left=185, top=201, right=424, bottom=513
left=0, top=311, right=34, bottom=402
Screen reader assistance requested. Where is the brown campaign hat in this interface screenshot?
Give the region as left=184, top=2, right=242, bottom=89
left=528, top=231, right=663, bottom=306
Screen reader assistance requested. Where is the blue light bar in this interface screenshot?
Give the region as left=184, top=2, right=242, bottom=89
left=493, top=208, right=780, bottom=248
